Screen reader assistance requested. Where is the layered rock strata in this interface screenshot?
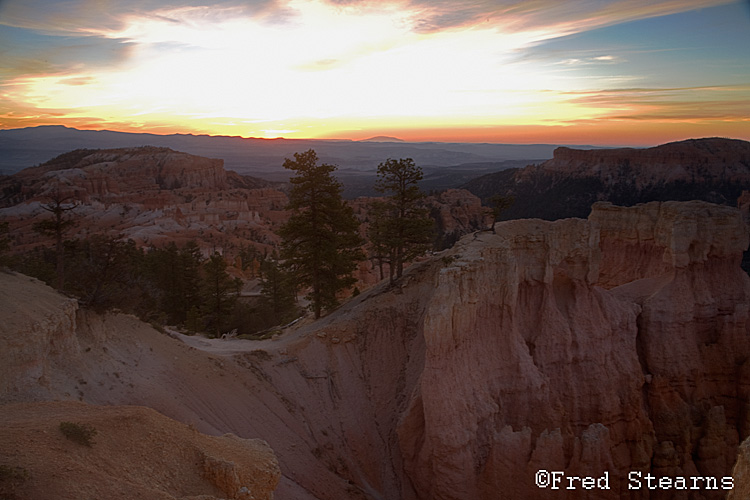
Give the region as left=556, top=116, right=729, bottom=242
left=464, top=138, right=750, bottom=220
left=1, top=200, right=748, bottom=499
left=0, top=401, right=280, bottom=500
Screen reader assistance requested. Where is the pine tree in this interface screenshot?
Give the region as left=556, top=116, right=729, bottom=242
left=370, top=158, right=434, bottom=282
left=0, top=221, right=10, bottom=266
left=145, top=241, right=203, bottom=325
left=279, top=150, right=364, bottom=319
left=67, top=235, right=142, bottom=310
left=201, top=253, right=240, bottom=337
left=487, top=194, right=515, bottom=233
left=32, top=186, right=79, bottom=290
left=259, top=254, right=297, bottom=324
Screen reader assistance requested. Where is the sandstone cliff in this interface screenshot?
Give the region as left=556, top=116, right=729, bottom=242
left=426, top=188, right=494, bottom=247
left=463, top=137, right=750, bottom=220
left=1, top=149, right=492, bottom=274
left=0, top=147, right=288, bottom=257
left=543, top=138, right=750, bottom=186
left=2, top=199, right=749, bottom=500
left=0, top=401, right=280, bottom=500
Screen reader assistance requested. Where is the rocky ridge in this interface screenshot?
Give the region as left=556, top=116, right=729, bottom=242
left=0, top=400, right=280, bottom=500
left=463, top=137, right=750, bottom=220
left=0, top=148, right=491, bottom=270
left=543, top=138, right=750, bottom=186
left=0, top=147, right=288, bottom=255
left=2, top=199, right=749, bottom=499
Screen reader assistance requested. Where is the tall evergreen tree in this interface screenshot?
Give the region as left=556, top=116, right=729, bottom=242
left=66, top=235, right=142, bottom=310
left=145, top=241, right=203, bottom=325
left=370, top=158, right=434, bottom=282
left=279, top=149, right=364, bottom=319
left=0, top=221, right=10, bottom=266
left=201, top=252, right=240, bottom=337
left=32, top=186, right=79, bottom=290
left=259, top=254, right=298, bottom=324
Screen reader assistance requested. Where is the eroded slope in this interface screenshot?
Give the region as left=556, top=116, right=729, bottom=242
left=2, top=199, right=749, bottom=499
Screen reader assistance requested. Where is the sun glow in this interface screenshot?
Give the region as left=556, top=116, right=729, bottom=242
left=1, top=0, right=592, bottom=136
left=1, top=0, right=748, bottom=143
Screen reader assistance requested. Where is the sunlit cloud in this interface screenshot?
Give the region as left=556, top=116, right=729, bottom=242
left=556, top=55, right=622, bottom=66
left=0, top=0, right=747, bottom=144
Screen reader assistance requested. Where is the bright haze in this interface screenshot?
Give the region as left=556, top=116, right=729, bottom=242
left=0, top=0, right=748, bottom=146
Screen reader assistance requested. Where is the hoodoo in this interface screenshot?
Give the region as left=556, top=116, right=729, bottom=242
left=1, top=200, right=749, bottom=499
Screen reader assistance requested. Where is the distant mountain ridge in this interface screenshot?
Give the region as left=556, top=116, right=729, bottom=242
left=359, top=136, right=405, bottom=142
left=463, top=137, right=750, bottom=220
left=0, top=125, right=600, bottom=177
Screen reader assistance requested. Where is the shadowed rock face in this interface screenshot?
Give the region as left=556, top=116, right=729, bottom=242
left=0, top=401, right=280, bottom=500
left=544, top=138, right=750, bottom=186
left=0, top=148, right=491, bottom=268
left=464, top=138, right=750, bottom=220
left=2, top=200, right=749, bottom=500
left=0, top=147, right=288, bottom=255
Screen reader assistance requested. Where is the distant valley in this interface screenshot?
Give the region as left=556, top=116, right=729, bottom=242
left=0, top=125, right=578, bottom=195
left=3, top=132, right=750, bottom=499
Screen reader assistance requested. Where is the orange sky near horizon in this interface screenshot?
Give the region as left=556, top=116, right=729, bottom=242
left=1, top=0, right=749, bottom=146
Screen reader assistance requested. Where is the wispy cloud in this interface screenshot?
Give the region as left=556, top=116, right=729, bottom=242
left=557, top=85, right=750, bottom=122
left=0, top=0, right=289, bottom=34
left=556, top=55, right=622, bottom=66
left=0, top=0, right=746, bottom=143
left=387, top=0, right=736, bottom=36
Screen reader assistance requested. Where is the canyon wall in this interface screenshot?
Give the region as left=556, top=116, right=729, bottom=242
left=463, top=137, right=750, bottom=220
left=1, top=149, right=490, bottom=271
left=2, top=199, right=749, bottom=499
left=543, top=138, right=750, bottom=186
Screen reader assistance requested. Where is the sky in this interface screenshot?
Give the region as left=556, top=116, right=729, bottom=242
left=0, top=0, right=748, bottom=145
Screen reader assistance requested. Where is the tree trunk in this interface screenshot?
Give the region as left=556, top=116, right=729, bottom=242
left=55, top=223, right=64, bottom=291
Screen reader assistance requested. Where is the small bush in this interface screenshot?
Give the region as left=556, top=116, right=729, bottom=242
left=59, top=421, right=97, bottom=447
left=441, top=255, right=457, bottom=266
left=0, top=465, right=29, bottom=499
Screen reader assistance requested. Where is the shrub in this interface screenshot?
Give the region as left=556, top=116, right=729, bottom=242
left=0, top=465, right=29, bottom=499
left=59, top=421, right=98, bottom=447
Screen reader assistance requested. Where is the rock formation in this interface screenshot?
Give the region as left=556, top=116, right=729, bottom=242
left=463, top=138, right=750, bottom=220
left=0, top=401, right=280, bottom=500
left=1, top=199, right=749, bottom=499
left=0, top=147, right=288, bottom=257
left=1, top=149, right=493, bottom=278
left=426, top=188, right=494, bottom=247
left=542, top=138, right=750, bottom=186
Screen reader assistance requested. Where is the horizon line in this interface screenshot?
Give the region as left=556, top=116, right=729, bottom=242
left=3, top=123, right=743, bottom=149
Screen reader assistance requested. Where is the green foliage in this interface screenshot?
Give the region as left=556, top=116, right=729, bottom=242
left=0, top=465, right=29, bottom=499
left=441, top=255, right=457, bottom=266
left=65, top=235, right=144, bottom=311
left=144, top=241, right=203, bottom=325
left=185, top=305, right=202, bottom=334
left=13, top=246, right=57, bottom=285
left=487, top=194, right=515, bottom=231
left=279, top=150, right=364, bottom=318
left=369, top=158, right=434, bottom=282
left=59, top=421, right=97, bottom=447
left=31, top=187, right=79, bottom=290
left=238, top=244, right=262, bottom=276
left=259, top=256, right=298, bottom=325
left=0, top=221, right=10, bottom=266
left=201, top=252, right=241, bottom=337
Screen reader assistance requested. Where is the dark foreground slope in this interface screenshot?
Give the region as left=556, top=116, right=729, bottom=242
left=2, top=199, right=750, bottom=499
left=464, top=138, right=750, bottom=220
